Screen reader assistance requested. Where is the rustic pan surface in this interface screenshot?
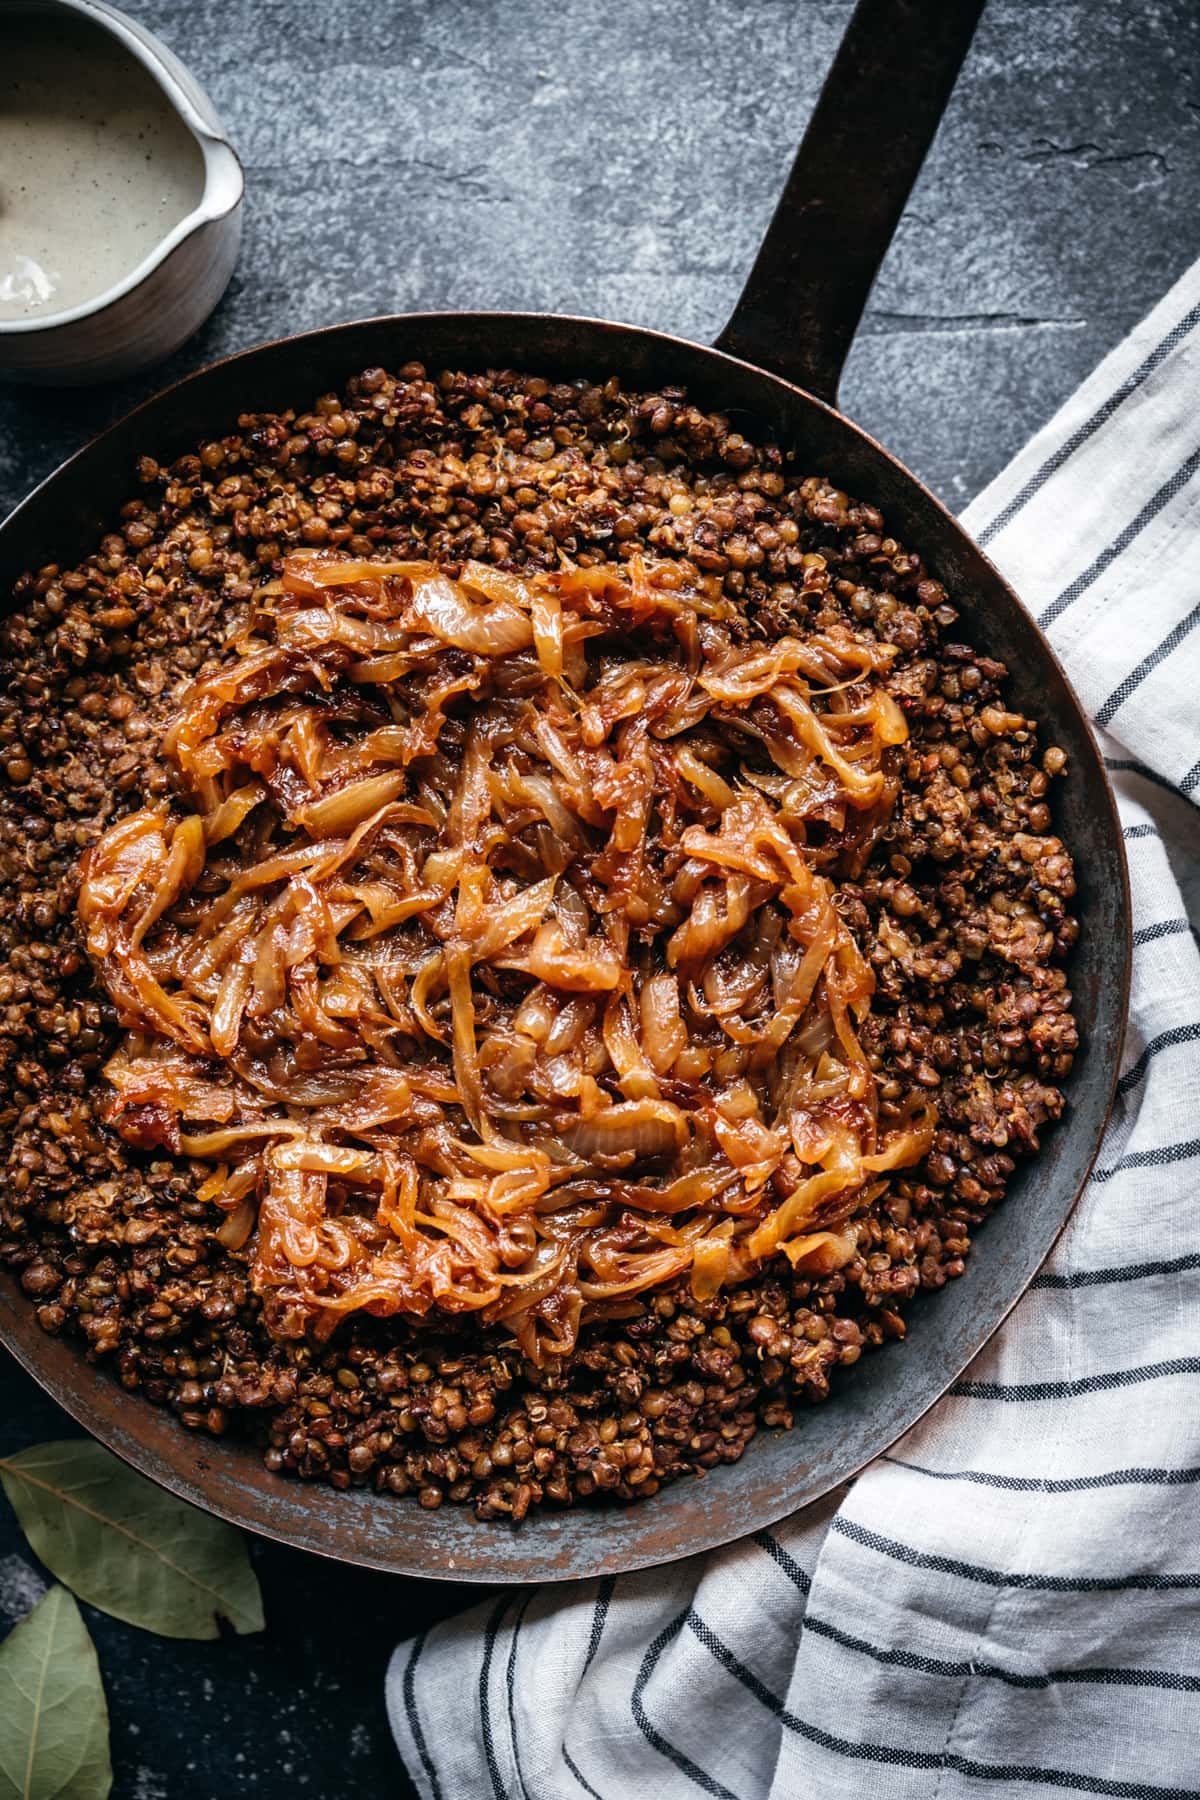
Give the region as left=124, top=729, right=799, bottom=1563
left=0, top=0, right=1130, bottom=1581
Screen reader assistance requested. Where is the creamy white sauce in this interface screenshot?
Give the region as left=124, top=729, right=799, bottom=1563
left=0, top=15, right=205, bottom=322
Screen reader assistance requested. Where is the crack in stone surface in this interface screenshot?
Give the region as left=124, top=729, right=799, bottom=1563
left=981, top=137, right=1170, bottom=175
left=252, top=156, right=504, bottom=198
left=863, top=311, right=1087, bottom=336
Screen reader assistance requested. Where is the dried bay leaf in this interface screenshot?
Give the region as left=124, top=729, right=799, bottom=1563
left=0, top=1585, right=111, bottom=1800
left=0, top=1442, right=263, bottom=1641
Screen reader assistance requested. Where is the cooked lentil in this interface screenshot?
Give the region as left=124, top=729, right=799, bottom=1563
left=0, top=366, right=1078, bottom=1518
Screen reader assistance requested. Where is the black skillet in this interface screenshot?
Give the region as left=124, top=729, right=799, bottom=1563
left=0, top=0, right=1130, bottom=1582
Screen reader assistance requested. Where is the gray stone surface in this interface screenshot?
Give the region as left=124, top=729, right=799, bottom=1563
left=3, top=0, right=1200, bottom=518
left=2, top=4, right=1199, bottom=1797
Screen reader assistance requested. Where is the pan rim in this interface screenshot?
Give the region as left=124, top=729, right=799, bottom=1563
left=0, top=310, right=1133, bottom=1581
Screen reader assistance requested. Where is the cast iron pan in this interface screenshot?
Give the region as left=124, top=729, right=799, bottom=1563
left=0, top=0, right=1130, bottom=1582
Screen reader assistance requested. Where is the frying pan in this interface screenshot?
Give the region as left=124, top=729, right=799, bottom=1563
left=0, top=0, right=1130, bottom=1583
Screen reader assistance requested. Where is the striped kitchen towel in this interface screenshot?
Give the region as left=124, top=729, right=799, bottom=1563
left=387, top=257, right=1200, bottom=1800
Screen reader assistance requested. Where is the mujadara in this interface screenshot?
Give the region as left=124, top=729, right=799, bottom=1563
left=0, top=366, right=1077, bottom=1520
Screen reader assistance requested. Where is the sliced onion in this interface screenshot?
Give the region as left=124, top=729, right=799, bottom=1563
left=564, top=1099, right=687, bottom=1163
left=216, top=1197, right=257, bottom=1251
left=81, top=545, right=921, bottom=1347
left=297, top=772, right=409, bottom=837
left=409, top=573, right=532, bottom=656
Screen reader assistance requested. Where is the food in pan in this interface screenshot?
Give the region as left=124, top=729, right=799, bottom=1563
left=0, top=366, right=1078, bottom=1518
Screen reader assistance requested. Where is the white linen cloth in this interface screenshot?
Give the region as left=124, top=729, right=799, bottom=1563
left=388, top=259, right=1200, bottom=1800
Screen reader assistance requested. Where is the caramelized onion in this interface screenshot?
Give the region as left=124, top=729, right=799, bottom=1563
left=80, top=550, right=927, bottom=1358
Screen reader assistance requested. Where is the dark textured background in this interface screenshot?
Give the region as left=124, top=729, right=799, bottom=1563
left=2, top=2, right=1199, bottom=1796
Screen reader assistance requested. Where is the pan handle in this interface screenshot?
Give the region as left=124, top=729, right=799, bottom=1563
left=714, top=0, right=986, bottom=405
